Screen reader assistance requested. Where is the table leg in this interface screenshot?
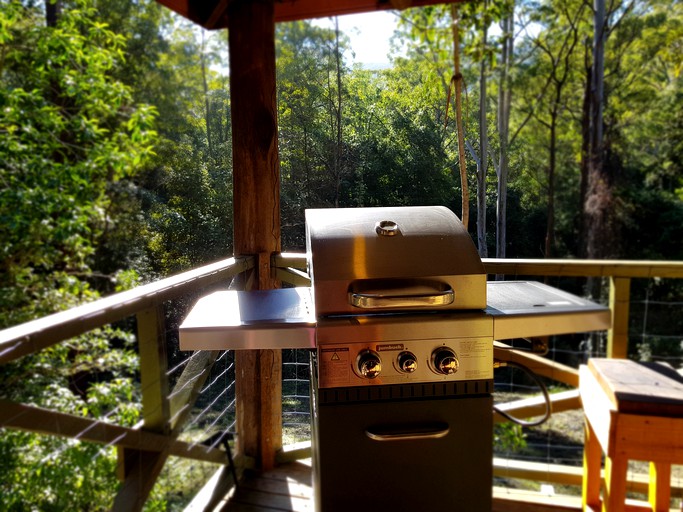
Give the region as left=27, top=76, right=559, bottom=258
left=582, top=419, right=602, bottom=511
left=649, top=461, right=671, bottom=512
left=603, top=455, right=627, bottom=512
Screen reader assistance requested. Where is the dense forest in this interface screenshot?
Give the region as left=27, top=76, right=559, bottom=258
left=0, top=0, right=681, bottom=509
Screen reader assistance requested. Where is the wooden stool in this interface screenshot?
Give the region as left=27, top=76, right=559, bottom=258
left=580, top=358, right=683, bottom=511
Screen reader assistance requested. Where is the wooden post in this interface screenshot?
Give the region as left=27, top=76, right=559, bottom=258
left=138, top=306, right=170, bottom=432
left=607, top=277, right=630, bottom=359
left=114, top=305, right=171, bottom=510
left=228, top=0, right=282, bottom=471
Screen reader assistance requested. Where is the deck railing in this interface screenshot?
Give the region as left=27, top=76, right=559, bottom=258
left=1, top=254, right=682, bottom=510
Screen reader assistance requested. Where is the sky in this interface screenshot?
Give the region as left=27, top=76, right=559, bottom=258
left=312, top=12, right=400, bottom=69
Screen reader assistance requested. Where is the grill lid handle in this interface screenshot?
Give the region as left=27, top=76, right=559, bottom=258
left=349, top=280, right=455, bottom=309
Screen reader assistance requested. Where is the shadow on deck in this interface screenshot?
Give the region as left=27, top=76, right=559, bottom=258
left=187, top=460, right=313, bottom=512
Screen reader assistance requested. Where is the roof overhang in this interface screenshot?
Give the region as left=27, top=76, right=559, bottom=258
left=156, top=0, right=464, bottom=29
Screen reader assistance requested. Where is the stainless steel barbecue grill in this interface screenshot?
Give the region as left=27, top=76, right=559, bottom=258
left=180, top=205, right=610, bottom=512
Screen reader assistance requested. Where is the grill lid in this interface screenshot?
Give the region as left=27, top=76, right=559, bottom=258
left=305, top=206, right=486, bottom=315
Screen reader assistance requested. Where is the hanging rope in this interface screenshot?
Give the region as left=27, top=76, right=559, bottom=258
left=449, top=4, right=469, bottom=230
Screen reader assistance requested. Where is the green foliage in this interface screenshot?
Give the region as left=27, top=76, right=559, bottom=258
left=132, top=21, right=233, bottom=274
left=0, top=0, right=157, bottom=322
left=0, top=320, right=141, bottom=511
left=494, top=422, right=527, bottom=452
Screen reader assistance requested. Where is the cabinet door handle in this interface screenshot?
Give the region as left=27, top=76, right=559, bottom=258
left=365, top=422, right=450, bottom=441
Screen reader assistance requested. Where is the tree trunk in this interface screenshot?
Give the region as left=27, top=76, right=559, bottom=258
left=496, top=9, right=513, bottom=261
left=545, top=111, right=557, bottom=258
left=334, top=17, right=343, bottom=207
left=45, top=0, right=61, bottom=27
left=579, top=41, right=592, bottom=257
left=451, top=5, right=469, bottom=230
left=583, top=0, right=614, bottom=260
left=477, top=25, right=489, bottom=258
left=200, top=30, right=214, bottom=159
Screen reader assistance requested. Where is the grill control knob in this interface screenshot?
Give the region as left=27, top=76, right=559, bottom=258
left=357, top=350, right=382, bottom=379
left=432, top=348, right=459, bottom=375
left=397, top=351, right=418, bottom=373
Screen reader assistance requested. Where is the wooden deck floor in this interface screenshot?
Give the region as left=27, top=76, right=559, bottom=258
left=186, top=459, right=586, bottom=512
left=220, top=460, right=313, bottom=512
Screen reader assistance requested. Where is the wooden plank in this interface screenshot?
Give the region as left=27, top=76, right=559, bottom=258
left=272, top=253, right=307, bottom=271
left=612, top=412, right=683, bottom=462
left=229, top=0, right=282, bottom=473
left=494, top=344, right=579, bottom=387
left=0, top=256, right=253, bottom=364
left=483, top=259, right=683, bottom=279
left=222, top=464, right=312, bottom=512
left=582, top=419, right=602, bottom=509
left=184, top=465, right=239, bottom=512
left=579, top=365, right=618, bottom=451
left=494, top=389, right=581, bottom=424
left=168, top=350, right=220, bottom=434
left=138, top=306, right=170, bottom=432
left=112, top=447, right=169, bottom=512
left=227, top=488, right=312, bottom=511
left=121, top=306, right=169, bottom=500
left=608, top=276, right=630, bottom=359
left=588, top=358, right=683, bottom=416
left=235, top=349, right=283, bottom=472
left=493, top=487, right=582, bottom=511
left=276, top=441, right=312, bottom=464
left=494, top=457, right=583, bottom=487
left=0, top=399, right=227, bottom=464
left=155, top=0, right=472, bottom=29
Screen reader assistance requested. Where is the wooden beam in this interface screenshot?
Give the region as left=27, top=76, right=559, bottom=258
left=182, top=465, right=239, bottom=512
left=169, top=350, right=221, bottom=434
left=483, top=259, right=683, bottom=279
left=493, top=487, right=582, bottom=511
left=271, top=0, right=466, bottom=22
left=115, top=305, right=172, bottom=505
left=112, top=448, right=169, bottom=512
left=229, top=0, right=282, bottom=472
left=607, top=277, right=630, bottom=359
left=154, top=0, right=472, bottom=30
left=205, top=0, right=230, bottom=29
left=493, top=389, right=582, bottom=424
left=494, top=344, right=579, bottom=388
left=0, top=399, right=227, bottom=465
left=138, top=306, right=171, bottom=432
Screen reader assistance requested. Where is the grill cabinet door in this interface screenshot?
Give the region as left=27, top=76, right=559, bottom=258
left=313, top=393, right=493, bottom=512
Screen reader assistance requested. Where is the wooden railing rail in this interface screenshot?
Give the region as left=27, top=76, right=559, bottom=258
left=0, top=256, right=254, bottom=365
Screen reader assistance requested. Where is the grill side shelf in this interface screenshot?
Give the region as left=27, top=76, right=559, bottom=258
left=179, top=288, right=316, bottom=350
left=486, top=281, right=611, bottom=340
